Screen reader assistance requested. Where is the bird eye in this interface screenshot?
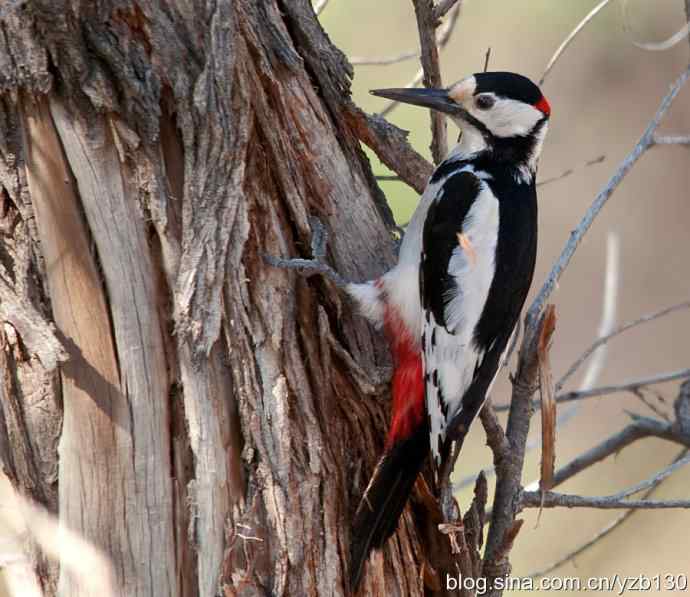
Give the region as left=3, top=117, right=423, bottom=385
left=475, top=94, right=495, bottom=110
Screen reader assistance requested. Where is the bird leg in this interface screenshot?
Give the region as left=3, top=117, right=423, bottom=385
left=264, top=217, right=350, bottom=289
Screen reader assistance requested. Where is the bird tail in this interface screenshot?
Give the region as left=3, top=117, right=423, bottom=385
left=349, top=422, right=429, bottom=592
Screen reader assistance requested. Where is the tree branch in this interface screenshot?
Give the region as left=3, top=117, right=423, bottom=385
left=536, top=154, right=606, bottom=187
left=557, top=300, right=690, bottom=393
left=350, top=3, right=462, bottom=67
left=481, top=311, right=548, bottom=592
left=346, top=107, right=433, bottom=193
left=532, top=415, right=690, bottom=492
left=539, top=0, right=613, bottom=85
left=378, top=5, right=461, bottom=118
left=556, top=369, right=690, bottom=406
left=412, top=0, right=448, bottom=163
left=527, top=448, right=687, bottom=577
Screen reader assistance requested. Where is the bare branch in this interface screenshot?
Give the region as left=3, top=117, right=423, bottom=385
left=483, top=47, right=492, bottom=72
left=482, top=311, right=548, bottom=592
left=350, top=50, right=418, bottom=67
left=631, top=388, right=672, bottom=421
left=536, top=154, right=606, bottom=187
left=350, top=4, right=463, bottom=67
left=378, top=5, right=461, bottom=117
left=621, top=0, right=690, bottom=52
left=539, top=0, right=613, bottom=85
left=526, top=67, right=690, bottom=336
left=524, top=450, right=690, bottom=510
left=521, top=237, right=619, bottom=493
left=412, top=0, right=448, bottom=163
left=346, top=107, right=433, bottom=193
left=557, top=300, right=690, bottom=393
left=541, top=415, right=690, bottom=491
left=556, top=369, right=690, bottom=406
left=480, top=400, right=510, bottom=461
left=523, top=493, right=690, bottom=510
left=528, top=447, right=688, bottom=577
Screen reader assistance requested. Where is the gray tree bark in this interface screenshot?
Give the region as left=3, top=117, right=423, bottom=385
left=0, top=1, right=457, bottom=595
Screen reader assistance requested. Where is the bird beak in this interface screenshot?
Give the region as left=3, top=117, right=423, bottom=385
left=370, top=87, right=461, bottom=116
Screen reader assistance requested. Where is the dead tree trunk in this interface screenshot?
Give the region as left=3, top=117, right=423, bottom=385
left=0, top=1, right=447, bottom=595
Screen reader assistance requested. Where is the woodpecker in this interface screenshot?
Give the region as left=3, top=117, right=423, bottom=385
left=347, top=72, right=551, bottom=590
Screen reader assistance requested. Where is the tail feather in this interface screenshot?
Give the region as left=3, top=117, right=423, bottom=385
left=349, top=424, right=429, bottom=592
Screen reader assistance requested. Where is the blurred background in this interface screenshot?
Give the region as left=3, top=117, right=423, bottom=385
left=1, top=1, right=689, bottom=595
left=321, top=0, right=690, bottom=594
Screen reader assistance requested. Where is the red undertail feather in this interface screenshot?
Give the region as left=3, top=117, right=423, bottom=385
left=350, top=301, right=427, bottom=591
left=383, top=303, right=425, bottom=448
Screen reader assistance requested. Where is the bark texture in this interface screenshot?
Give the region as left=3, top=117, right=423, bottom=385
left=0, top=1, right=443, bottom=595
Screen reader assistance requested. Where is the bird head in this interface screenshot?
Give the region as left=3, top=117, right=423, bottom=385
left=372, top=72, right=550, bottom=170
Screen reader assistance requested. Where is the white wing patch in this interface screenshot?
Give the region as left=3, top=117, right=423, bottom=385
left=425, top=182, right=500, bottom=464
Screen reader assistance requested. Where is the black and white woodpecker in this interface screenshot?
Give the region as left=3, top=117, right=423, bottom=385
left=345, top=72, right=551, bottom=590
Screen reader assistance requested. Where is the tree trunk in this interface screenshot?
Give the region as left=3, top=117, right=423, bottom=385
left=0, top=1, right=441, bottom=595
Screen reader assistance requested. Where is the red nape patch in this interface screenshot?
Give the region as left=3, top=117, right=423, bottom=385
left=535, top=95, right=551, bottom=116
left=380, top=303, right=425, bottom=449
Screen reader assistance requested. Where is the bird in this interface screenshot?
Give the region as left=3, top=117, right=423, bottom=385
left=346, top=71, right=551, bottom=590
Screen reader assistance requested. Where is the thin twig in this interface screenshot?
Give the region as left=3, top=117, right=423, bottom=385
left=526, top=415, right=690, bottom=493
left=528, top=447, right=689, bottom=577
left=620, top=0, right=690, bottom=52
left=536, top=154, right=606, bottom=187
left=350, top=50, right=418, bottom=67
left=523, top=450, right=690, bottom=510
left=631, top=388, right=671, bottom=422
left=522, top=235, right=619, bottom=494
left=539, top=0, right=613, bottom=85
left=557, top=300, right=690, bottom=393
left=481, top=311, right=549, bottom=594
left=483, top=47, right=492, bottom=72
left=379, top=4, right=461, bottom=117
left=556, top=368, right=690, bottom=406
left=412, top=0, right=448, bottom=163
left=496, top=369, right=690, bottom=413
left=526, top=67, right=690, bottom=337
left=526, top=496, right=690, bottom=510
left=350, top=4, right=463, bottom=68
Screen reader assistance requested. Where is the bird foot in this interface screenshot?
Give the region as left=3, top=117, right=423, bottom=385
left=264, top=217, right=349, bottom=289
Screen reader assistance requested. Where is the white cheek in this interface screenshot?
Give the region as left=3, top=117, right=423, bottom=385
left=470, top=99, right=542, bottom=138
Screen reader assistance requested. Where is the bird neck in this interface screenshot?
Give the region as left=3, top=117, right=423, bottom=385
left=449, top=120, right=548, bottom=183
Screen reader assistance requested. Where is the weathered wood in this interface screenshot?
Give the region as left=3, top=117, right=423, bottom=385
left=0, top=1, right=447, bottom=595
